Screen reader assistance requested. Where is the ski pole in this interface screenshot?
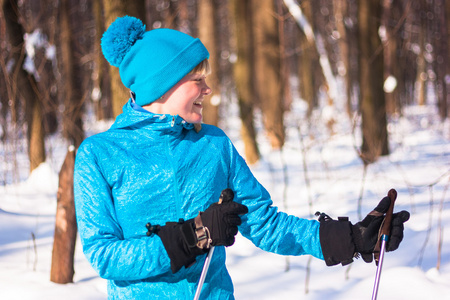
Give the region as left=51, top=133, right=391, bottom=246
left=371, top=189, right=397, bottom=300
left=194, top=190, right=230, bottom=300
left=194, top=246, right=215, bottom=300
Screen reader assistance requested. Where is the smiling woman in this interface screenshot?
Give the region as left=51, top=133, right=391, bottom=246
left=74, top=15, right=409, bottom=300
left=142, top=67, right=212, bottom=124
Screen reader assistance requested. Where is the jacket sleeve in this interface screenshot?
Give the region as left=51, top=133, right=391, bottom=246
left=226, top=139, right=324, bottom=260
left=74, top=140, right=172, bottom=280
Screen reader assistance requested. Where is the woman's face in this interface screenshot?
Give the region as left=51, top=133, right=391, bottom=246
left=151, top=73, right=212, bottom=124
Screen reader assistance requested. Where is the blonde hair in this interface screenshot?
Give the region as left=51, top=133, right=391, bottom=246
left=188, top=59, right=211, bottom=76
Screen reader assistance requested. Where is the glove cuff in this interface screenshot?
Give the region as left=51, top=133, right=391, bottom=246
left=156, top=219, right=207, bottom=273
left=319, top=216, right=356, bottom=266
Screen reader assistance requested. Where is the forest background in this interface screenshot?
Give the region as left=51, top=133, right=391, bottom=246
left=0, top=0, right=449, bottom=292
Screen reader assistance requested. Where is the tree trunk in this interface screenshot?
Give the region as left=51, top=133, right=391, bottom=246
left=416, top=9, right=427, bottom=106
left=335, top=0, right=353, bottom=116
left=358, top=0, right=389, bottom=164
left=230, top=0, right=260, bottom=164
left=198, top=0, right=220, bottom=126
left=347, top=0, right=359, bottom=116
left=28, top=0, right=59, bottom=136
left=58, top=0, right=84, bottom=148
left=253, top=0, right=285, bottom=149
left=92, top=0, right=112, bottom=121
left=436, top=0, right=448, bottom=120
left=296, top=0, right=320, bottom=117
left=50, top=147, right=77, bottom=283
left=382, top=0, right=406, bottom=115
left=103, top=0, right=131, bottom=118
left=28, top=99, right=46, bottom=171
left=102, top=0, right=146, bottom=118
left=177, top=0, right=190, bottom=33
left=2, top=0, right=46, bottom=172
left=445, top=0, right=450, bottom=119
left=398, top=1, right=418, bottom=109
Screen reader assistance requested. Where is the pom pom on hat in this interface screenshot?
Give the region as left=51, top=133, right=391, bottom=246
left=100, top=16, right=209, bottom=106
left=101, top=16, right=146, bottom=67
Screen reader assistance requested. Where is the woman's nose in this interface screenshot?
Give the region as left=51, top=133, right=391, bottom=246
left=203, top=84, right=212, bottom=96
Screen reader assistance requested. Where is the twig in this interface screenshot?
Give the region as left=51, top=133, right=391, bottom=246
left=350, top=162, right=368, bottom=280
left=305, top=256, right=313, bottom=294
left=28, top=232, right=37, bottom=271
left=297, top=122, right=314, bottom=217
left=280, top=150, right=291, bottom=272
left=266, top=148, right=291, bottom=272
left=345, top=263, right=352, bottom=280
left=357, top=164, right=368, bottom=220
left=296, top=122, right=315, bottom=293
left=436, top=177, right=449, bottom=270
left=417, top=185, right=434, bottom=267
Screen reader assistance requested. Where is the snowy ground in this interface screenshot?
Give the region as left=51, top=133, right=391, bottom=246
left=0, top=103, right=449, bottom=299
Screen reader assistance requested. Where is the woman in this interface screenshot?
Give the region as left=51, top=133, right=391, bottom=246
left=74, top=16, right=409, bottom=299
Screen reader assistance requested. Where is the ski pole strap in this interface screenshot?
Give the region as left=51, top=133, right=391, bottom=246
left=373, top=189, right=397, bottom=265
left=194, top=191, right=228, bottom=249
left=194, top=213, right=212, bottom=249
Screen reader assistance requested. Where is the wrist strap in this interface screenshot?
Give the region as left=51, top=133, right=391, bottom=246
left=194, top=213, right=212, bottom=249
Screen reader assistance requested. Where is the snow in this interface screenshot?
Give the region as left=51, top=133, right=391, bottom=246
left=23, top=29, right=50, bottom=77
left=1, top=102, right=449, bottom=299
left=383, top=76, right=397, bottom=93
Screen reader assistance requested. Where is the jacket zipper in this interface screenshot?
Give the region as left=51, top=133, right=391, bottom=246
left=166, top=120, right=192, bottom=297
left=164, top=134, right=182, bottom=219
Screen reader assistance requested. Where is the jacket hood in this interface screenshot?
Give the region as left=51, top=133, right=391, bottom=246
left=110, top=99, right=195, bottom=133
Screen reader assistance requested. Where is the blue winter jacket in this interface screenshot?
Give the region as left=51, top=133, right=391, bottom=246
left=74, top=100, right=324, bottom=299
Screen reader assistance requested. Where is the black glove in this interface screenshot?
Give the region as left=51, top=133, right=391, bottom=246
left=199, top=188, right=249, bottom=247
left=153, top=218, right=205, bottom=274
left=319, top=196, right=410, bottom=266
left=352, top=196, right=410, bottom=263
left=151, top=189, right=248, bottom=273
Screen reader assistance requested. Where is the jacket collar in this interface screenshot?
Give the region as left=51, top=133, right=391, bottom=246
left=110, top=99, right=195, bottom=133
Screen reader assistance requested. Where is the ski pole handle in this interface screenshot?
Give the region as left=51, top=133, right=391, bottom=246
left=372, top=189, right=397, bottom=300
left=373, top=189, right=397, bottom=265
left=380, top=189, right=397, bottom=236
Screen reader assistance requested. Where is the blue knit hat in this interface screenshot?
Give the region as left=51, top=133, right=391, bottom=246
left=101, top=16, right=210, bottom=106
